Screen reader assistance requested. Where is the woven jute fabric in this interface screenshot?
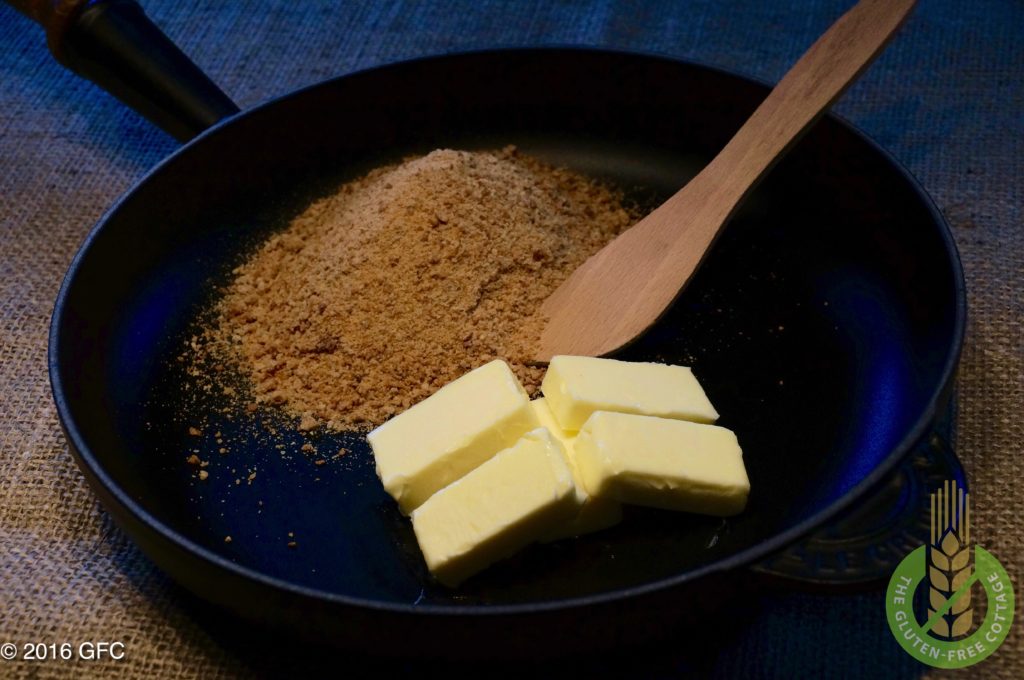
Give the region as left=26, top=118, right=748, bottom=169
left=1, top=1, right=1020, bottom=677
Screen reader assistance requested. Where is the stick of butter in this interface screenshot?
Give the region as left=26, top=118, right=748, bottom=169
left=530, top=398, right=622, bottom=541
left=541, top=355, right=719, bottom=432
left=574, top=411, right=749, bottom=516
left=410, top=428, right=580, bottom=587
left=368, top=359, right=539, bottom=514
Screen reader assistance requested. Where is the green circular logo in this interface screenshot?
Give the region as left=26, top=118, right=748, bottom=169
left=886, top=545, right=1014, bottom=668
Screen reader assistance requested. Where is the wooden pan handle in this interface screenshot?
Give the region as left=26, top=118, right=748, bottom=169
left=6, top=0, right=88, bottom=64
left=4, top=0, right=239, bottom=141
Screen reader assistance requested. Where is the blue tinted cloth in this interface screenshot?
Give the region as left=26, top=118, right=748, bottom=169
left=1, top=1, right=1020, bottom=677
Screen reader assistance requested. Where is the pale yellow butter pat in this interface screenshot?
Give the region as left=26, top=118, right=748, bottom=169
left=574, top=411, right=749, bottom=516
left=530, top=398, right=622, bottom=541
left=411, top=428, right=580, bottom=587
left=368, top=359, right=539, bottom=514
left=541, top=355, right=719, bottom=432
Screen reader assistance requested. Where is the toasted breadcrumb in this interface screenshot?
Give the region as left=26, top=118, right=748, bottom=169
left=196, top=147, right=635, bottom=429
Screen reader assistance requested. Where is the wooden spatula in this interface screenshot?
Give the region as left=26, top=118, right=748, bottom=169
left=534, top=0, right=917, bottom=362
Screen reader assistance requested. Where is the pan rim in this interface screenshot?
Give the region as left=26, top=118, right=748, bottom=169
left=48, top=45, right=967, bottom=617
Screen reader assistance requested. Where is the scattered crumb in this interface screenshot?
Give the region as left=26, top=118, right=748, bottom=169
left=224, top=536, right=232, bottom=543
left=186, top=454, right=201, bottom=466
left=301, top=443, right=315, bottom=454
left=314, top=459, right=326, bottom=466
left=194, top=147, right=636, bottom=430
left=198, top=470, right=209, bottom=481
left=188, top=427, right=201, bottom=437
left=287, top=541, right=298, bottom=549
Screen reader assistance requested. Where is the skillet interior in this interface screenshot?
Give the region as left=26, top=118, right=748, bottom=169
left=52, top=50, right=962, bottom=608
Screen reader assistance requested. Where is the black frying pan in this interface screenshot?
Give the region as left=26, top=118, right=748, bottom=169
left=16, top=0, right=964, bottom=657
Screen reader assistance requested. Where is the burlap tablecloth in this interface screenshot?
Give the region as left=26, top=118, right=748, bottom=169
left=1, top=1, right=1020, bottom=677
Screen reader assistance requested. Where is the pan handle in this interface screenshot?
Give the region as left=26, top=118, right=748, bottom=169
left=6, top=0, right=240, bottom=142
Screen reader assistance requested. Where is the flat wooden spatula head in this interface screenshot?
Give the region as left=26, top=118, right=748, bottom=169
left=533, top=195, right=714, bottom=362
left=531, top=0, right=917, bottom=363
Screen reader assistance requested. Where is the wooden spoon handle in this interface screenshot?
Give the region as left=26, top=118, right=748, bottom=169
left=674, top=0, right=917, bottom=228
left=534, top=0, right=917, bottom=361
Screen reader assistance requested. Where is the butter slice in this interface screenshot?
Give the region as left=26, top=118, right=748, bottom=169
left=410, top=428, right=579, bottom=587
left=574, top=411, right=749, bottom=516
left=531, top=399, right=622, bottom=541
left=541, top=355, right=719, bottom=432
left=368, top=360, right=539, bottom=514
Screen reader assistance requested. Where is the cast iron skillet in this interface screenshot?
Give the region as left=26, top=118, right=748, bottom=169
left=15, top=0, right=964, bottom=656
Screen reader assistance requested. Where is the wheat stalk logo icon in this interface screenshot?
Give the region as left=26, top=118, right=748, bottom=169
left=928, top=479, right=972, bottom=639
left=887, top=478, right=1013, bottom=668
